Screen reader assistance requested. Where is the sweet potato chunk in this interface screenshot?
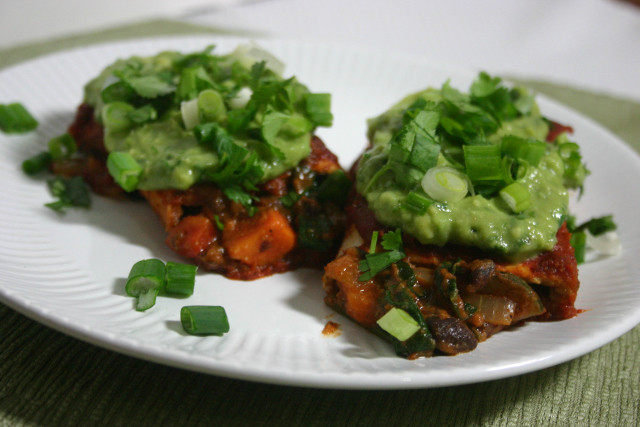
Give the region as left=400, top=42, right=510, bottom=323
left=141, top=190, right=184, bottom=231
left=167, top=215, right=216, bottom=258
left=223, top=209, right=296, bottom=266
left=324, top=248, right=382, bottom=327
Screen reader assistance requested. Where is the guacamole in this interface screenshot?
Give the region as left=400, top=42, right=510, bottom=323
left=83, top=45, right=332, bottom=196
left=357, top=73, right=587, bottom=260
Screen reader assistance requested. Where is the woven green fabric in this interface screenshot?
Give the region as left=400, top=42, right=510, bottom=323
left=1, top=20, right=638, bottom=427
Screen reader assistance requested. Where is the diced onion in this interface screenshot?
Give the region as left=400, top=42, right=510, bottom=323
left=421, top=166, right=469, bottom=203
left=463, top=293, right=515, bottom=326
left=229, top=87, right=253, bottom=110
left=180, top=98, right=200, bottom=130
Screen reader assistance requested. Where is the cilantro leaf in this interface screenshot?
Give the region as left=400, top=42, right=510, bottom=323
left=45, top=176, right=91, bottom=212
left=358, top=229, right=406, bottom=281
left=381, top=228, right=404, bottom=252
left=194, top=122, right=263, bottom=212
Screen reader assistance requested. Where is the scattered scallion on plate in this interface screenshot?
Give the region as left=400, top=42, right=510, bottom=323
left=180, top=306, right=230, bottom=336
left=0, top=102, right=38, bottom=134
left=165, top=262, right=197, bottom=296
left=125, top=259, right=167, bottom=311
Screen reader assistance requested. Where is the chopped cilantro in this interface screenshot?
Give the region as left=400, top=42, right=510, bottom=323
left=45, top=176, right=91, bottom=212
left=358, top=229, right=405, bottom=281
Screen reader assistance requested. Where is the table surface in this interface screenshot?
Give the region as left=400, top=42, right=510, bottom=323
left=1, top=1, right=639, bottom=425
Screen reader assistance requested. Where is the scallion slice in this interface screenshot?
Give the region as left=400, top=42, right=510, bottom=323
left=198, top=89, right=226, bottom=123
left=421, top=166, right=469, bottom=203
left=0, top=103, right=38, bottom=134
left=369, top=231, right=379, bottom=254
left=47, top=133, right=77, bottom=161
left=101, top=102, right=134, bottom=132
left=304, top=93, right=333, bottom=127
left=499, top=182, right=531, bottom=212
left=181, top=306, right=230, bottom=335
left=128, top=105, right=157, bottom=125
left=107, top=152, right=142, bottom=192
left=125, top=259, right=167, bottom=311
left=22, top=151, right=51, bottom=176
left=165, top=262, right=197, bottom=296
left=501, top=136, right=546, bottom=166
left=463, top=144, right=505, bottom=183
left=377, top=307, right=420, bottom=341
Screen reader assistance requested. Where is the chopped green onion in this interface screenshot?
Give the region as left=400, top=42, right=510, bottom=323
left=557, top=141, right=588, bottom=189
left=107, top=152, right=142, bottom=192
left=176, top=67, right=201, bottom=101
left=463, top=144, right=505, bottom=183
left=501, top=136, right=546, bottom=166
left=0, top=103, right=38, bottom=133
left=101, top=81, right=134, bottom=103
left=101, top=102, right=134, bottom=132
left=125, top=259, right=167, bottom=311
left=401, top=191, right=433, bottom=214
left=198, top=89, right=226, bottom=123
left=421, top=166, right=469, bottom=203
left=499, top=182, right=531, bottom=212
left=180, top=98, right=200, bottom=130
left=260, top=110, right=289, bottom=145
left=304, top=93, right=333, bottom=127
left=165, top=262, right=197, bottom=296
left=180, top=306, right=230, bottom=335
left=22, top=151, right=51, bottom=176
left=570, top=231, right=587, bottom=264
left=369, top=231, right=379, bottom=254
left=45, top=176, right=91, bottom=212
left=128, top=105, right=157, bottom=125
left=47, top=133, right=77, bottom=161
left=377, top=307, right=420, bottom=341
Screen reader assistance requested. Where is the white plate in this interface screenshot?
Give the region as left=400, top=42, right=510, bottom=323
left=1, top=36, right=639, bottom=390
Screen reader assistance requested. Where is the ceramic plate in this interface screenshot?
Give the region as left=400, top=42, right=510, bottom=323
left=1, top=36, right=639, bottom=389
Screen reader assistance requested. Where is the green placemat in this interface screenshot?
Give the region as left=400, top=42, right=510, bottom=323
left=1, top=19, right=639, bottom=427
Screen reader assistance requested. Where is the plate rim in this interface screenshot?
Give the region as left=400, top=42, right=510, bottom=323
left=1, top=35, right=639, bottom=390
